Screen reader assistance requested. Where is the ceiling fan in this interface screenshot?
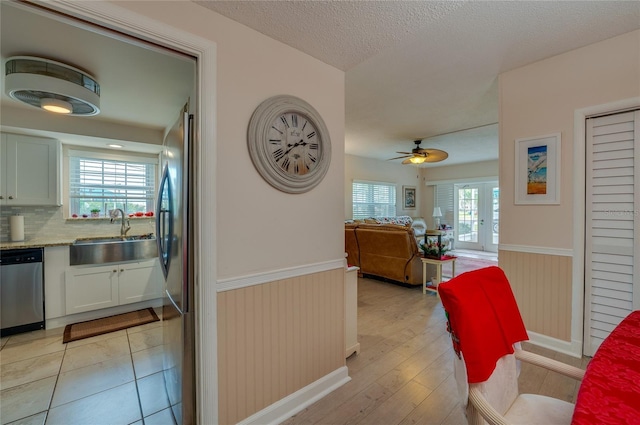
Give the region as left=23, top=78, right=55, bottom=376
left=388, top=140, right=448, bottom=165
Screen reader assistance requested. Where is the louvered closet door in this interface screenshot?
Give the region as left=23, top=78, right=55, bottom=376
left=585, top=110, right=640, bottom=356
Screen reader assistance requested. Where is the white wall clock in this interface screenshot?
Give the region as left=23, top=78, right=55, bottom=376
left=247, top=95, right=331, bottom=193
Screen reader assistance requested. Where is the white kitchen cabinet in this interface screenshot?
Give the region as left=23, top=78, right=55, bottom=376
left=118, top=259, right=162, bottom=305
left=0, top=132, right=62, bottom=206
left=65, top=259, right=160, bottom=315
left=65, top=264, right=119, bottom=315
left=44, top=246, right=70, bottom=320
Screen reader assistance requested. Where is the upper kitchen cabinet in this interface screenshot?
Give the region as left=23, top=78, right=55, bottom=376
left=0, top=132, right=62, bottom=206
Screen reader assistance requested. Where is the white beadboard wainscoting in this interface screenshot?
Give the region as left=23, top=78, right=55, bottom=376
left=499, top=245, right=581, bottom=357
left=217, top=266, right=346, bottom=424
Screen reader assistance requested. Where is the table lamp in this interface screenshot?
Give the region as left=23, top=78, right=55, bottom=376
left=432, top=207, right=442, bottom=229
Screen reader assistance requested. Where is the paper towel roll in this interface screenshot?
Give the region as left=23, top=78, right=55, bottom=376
left=10, top=215, right=24, bottom=242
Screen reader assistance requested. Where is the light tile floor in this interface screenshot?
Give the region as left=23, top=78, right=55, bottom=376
left=0, top=320, right=175, bottom=425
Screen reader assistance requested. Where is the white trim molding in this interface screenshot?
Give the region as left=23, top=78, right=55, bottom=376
left=217, top=259, right=346, bottom=292
left=44, top=2, right=220, bottom=424
left=498, top=244, right=573, bottom=257
left=424, top=175, right=499, bottom=186
left=574, top=97, right=640, bottom=359
left=237, top=367, right=350, bottom=425
left=527, top=331, right=583, bottom=359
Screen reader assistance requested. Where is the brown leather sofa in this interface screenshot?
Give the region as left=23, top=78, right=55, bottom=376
left=345, top=223, right=434, bottom=286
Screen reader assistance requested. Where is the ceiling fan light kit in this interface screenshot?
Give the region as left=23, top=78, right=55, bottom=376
left=5, top=56, right=100, bottom=116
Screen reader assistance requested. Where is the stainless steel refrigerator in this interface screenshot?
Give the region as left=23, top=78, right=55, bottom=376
left=157, top=104, right=194, bottom=425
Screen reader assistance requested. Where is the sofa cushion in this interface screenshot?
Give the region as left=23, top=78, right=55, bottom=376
left=354, top=224, right=424, bottom=285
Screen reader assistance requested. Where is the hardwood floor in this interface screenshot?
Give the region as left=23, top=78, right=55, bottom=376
left=282, top=276, right=590, bottom=425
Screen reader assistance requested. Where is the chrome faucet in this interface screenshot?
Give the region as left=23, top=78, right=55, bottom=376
left=110, top=208, right=131, bottom=237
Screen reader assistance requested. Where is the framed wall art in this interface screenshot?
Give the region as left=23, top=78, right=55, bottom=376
left=403, top=186, right=416, bottom=209
left=515, top=133, right=561, bottom=205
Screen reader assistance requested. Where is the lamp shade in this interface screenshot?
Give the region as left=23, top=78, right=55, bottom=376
left=432, top=207, right=442, bottom=218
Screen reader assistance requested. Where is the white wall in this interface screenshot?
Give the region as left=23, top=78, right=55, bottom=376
left=499, top=29, right=640, bottom=249
left=345, top=154, right=424, bottom=219
left=117, top=1, right=346, bottom=280
left=423, top=160, right=499, bottom=184
left=497, top=29, right=639, bottom=354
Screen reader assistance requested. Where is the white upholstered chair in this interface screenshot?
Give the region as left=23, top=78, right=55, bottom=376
left=439, top=267, right=585, bottom=425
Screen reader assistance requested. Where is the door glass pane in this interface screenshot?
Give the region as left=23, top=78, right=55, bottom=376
left=458, top=188, right=478, bottom=243
left=492, top=187, right=500, bottom=245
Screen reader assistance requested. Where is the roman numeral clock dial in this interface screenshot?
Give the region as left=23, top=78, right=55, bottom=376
left=268, top=113, right=318, bottom=175
left=247, top=95, right=331, bottom=194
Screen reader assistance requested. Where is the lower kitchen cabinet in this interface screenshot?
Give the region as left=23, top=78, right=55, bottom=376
left=118, top=260, right=162, bottom=305
left=65, top=259, right=161, bottom=315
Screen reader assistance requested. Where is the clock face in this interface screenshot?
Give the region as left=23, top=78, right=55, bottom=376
left=247, top=95, right=331, bottom=194
left=267, top=112, right=321, bottom=177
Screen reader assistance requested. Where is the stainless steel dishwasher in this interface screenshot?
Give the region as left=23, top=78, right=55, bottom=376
left=0, top=248, right=45, bottom=337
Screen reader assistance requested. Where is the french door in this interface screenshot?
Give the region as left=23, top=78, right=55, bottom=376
left=455, top=182, right=499, bottom=252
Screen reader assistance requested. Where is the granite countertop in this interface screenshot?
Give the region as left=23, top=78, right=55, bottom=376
left=0, top=233, right=154, bottom=250
left=0, top=237, right=76, bottom=250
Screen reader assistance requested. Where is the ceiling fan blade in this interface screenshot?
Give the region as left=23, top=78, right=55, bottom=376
left=395, top=151, right=413, bottom=155
left=387, top=155, right=411, bottom=161
left=421, top=149, right=449, bottom=162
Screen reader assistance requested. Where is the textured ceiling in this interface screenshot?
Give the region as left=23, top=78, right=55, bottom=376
left=197, top=0, right=640, bottom=167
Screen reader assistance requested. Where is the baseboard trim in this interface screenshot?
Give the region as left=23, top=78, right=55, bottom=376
left=217, top=259, right=345, bottom=292
left=237, top=366, right=351, bottom=425
left=527, top=330, right=583, bottom=358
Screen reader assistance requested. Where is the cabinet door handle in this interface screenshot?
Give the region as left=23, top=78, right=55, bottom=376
left=120, top=269, right=124, bottom=272
left=0, top=195, right=3, bottom=199
left=113, top=269, right=118, bottom=273
left=8, top=195, right=14, bottom=199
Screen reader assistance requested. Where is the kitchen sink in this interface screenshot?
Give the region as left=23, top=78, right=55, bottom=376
left=70, top=234, right=158, bottom=265
left=73, top=234, right=155, bottom=245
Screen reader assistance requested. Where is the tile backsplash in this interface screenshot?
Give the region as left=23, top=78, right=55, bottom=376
left=0, top=206, right=155, bottom=242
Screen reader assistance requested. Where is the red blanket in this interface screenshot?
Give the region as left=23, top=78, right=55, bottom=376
left=572, top=310, right=640, bottom=424
left=438, top=266, right=528, bottom=383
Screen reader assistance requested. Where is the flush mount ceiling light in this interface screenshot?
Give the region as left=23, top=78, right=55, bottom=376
left=41, top=98, right=72, bottom=114
left=5, top=56, right=100, bottom=116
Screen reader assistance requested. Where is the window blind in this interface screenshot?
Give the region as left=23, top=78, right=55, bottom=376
left=436, top=184, right=455, bottom=226
left=68, top=152, right=157, bottom=215
left=352, top=181, right=396, bottom=219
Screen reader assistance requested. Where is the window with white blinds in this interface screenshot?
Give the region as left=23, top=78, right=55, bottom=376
left=352, top=181, right=396, bottom=219
left=68, top=150, right=157, bottom=217
left=585, top=110, right=639, bottom=355
left=435, top=184, right=455, bottom=226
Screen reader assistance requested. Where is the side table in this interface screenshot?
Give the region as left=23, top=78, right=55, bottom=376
left=421, top=256, right=456, bottom=295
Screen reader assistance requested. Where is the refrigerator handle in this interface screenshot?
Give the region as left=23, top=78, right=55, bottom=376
left=182, top=111, right=193, bottom=313
left=156, top=164, right=173, bottom=279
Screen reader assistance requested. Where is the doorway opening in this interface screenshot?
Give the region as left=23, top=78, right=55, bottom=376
left=1, top=2, right=207, bottom=424
left=454, top=182, right=499, bottom=253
